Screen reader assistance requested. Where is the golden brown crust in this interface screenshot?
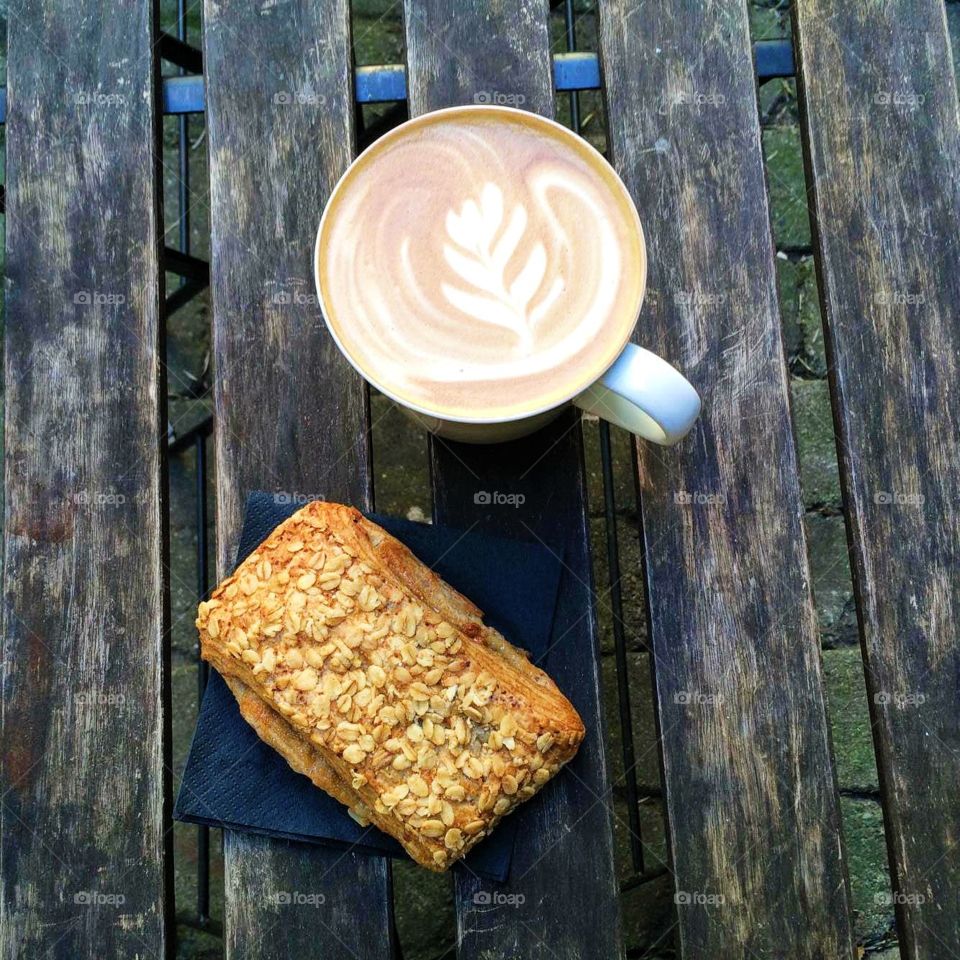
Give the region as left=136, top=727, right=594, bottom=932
left=197, top=501, right=584, bottom=871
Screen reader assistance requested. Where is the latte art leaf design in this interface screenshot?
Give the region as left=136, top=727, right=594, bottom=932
left=441, top=182, right=563, bottom=350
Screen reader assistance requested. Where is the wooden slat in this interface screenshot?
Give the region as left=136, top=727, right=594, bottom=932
left=403, top=4, right=623, bottom=957
left=224, top=834, right=393, bottom=957
left=202, top=0, right=393, bottom=955
left=1, top=1, right=170, bottom=957
left=598, top=1, right=855, bottom=956
left=793, top=3, right=960, bottom=956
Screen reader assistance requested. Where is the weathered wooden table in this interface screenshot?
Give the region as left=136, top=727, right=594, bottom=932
left=2, top=1, right=958, bottom=958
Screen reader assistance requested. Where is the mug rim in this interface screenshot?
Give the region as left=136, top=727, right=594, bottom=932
left=313, top=103, right=647, bottom=426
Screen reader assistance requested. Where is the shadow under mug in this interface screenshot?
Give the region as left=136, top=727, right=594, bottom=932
left=314, top=105, right=701, bottom=446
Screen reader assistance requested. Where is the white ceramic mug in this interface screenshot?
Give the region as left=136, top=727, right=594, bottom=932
left=315, top=106, right=701, bottom=446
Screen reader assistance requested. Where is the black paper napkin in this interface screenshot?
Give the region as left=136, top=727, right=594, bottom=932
left=175, top=493, right=564, bottom=881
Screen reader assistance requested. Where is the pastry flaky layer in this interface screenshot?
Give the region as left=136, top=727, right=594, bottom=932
left=196, top=501, right=584, bottom=871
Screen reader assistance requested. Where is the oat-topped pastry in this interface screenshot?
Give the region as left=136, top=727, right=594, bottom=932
left=196, top=501, right=584, bottom=871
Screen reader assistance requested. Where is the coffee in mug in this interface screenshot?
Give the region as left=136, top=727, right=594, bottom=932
left=315, top=105, right=700, bottom=445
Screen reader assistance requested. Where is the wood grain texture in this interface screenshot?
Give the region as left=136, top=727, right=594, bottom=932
left=403, top=0, right=553, bottom=117
left=598, top=1, right=855, bottom=956
left=224, top=834, right=394, bottom=957
left=793, top=3, right=960, bottom=956
left=1, top=1, right=170, bottom=957
left=203, top=0, right=392, bottom=954
left=403, top=3, right=623, bottom=957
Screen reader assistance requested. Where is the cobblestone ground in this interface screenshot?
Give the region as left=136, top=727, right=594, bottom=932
left=0, top=1, right=952, bottom=957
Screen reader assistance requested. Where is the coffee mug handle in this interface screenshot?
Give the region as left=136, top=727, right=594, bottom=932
left=573, top=345, right=701, bottom=445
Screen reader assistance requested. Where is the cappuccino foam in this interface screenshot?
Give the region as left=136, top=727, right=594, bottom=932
left=317, top=108, right=645, bottom=420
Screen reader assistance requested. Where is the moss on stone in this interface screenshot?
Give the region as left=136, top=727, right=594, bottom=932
left=749, top=2, right=790, bottom=41
left=371, top=392, right=431, bottom=519
left=175, top=922, right=222, bottom=960
left=763, top=126, right=812, bottom=248
left=611, top=802, right=673, bottom=954
left=600, top=653, right=660, bottom=793
left=777, top=256, right=828, bottom=377
left=841, top=798, right=894, bottom=944
left=823, top=648, right=879, bottom=791
left=590, top=516, right=649, bottom=655
left=393, top=860, right=455, bottom=960
left=352, top=0, right=405, bottom=65
left=581, top=417, right=638, bottom=518
left=806, top=513, right=858, bottom=649
left=790, top=377, right=842, bottom=509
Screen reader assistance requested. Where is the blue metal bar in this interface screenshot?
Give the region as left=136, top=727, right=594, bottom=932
left=162, top=74, right=204, bottom=116
left=554, top=51, right=599, bottom=94
left=0, top=42, right=795, bottom=123
left=355, top=65, right=406, bottom=104
left=754, top=37, right=795, bottom=80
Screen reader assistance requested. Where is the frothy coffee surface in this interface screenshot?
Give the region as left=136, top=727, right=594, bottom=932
left=318, top=108, right=645, bottom=419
